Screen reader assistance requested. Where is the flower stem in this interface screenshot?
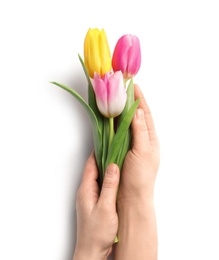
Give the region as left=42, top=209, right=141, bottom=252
left=108, top=117, right=114, bottom=150
left=108, top=117, right=117, bottom=243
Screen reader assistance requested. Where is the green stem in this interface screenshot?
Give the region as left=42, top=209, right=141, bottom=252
left=108, top=117, right=114, bottom=150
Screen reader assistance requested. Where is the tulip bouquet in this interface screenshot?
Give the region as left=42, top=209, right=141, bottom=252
left=51, top=28, right=141, bottom=187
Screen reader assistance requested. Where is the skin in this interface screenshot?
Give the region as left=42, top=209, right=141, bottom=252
left=114, top=84, right=160, bottom=260
left=73, top=158, right=120, bottom=260
left=73, top=84, right=160, bottom=260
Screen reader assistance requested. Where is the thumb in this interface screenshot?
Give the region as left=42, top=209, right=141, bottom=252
left=98, top=163, right=120, bottom=207
left=132, top=108, right=150, bottom=153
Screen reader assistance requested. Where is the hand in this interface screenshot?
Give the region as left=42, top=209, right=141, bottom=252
left=73, top=153, right=120, bottom=260
left=115, top=84, right=160, bottom=260
left=118, top=83, right=160, bottom=206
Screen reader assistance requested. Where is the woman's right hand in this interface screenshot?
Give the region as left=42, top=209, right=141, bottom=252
left=115, top=84, right=160, bottom=260
left=118, top=84, right=160, bottom=205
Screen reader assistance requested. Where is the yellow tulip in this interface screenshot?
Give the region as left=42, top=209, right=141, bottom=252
left=84, top=28, right=111, bottom=78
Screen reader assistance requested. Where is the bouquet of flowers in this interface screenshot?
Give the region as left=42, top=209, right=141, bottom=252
left=51, top=28, right=141, bottom=188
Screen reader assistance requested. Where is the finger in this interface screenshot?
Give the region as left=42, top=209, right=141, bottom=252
left=77, top=152, right=99, bottom=207
left=134, top=84, right=157, bottom=142
left=98, top=164, right=120, bottom=207
left=132, top=108, right=150, bottom=153
left=81, top=152, right=98, bottom=184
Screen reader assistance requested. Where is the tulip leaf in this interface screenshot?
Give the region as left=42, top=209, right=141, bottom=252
left=116, top=78, right=135, bottom=169
left=105, top=98, right=140, bottom=169
left=78, top=54, right=92, bottom=86
left=101, top=118, right=109, bottom=181
left=116, top=129, right=131, bottom=170
left=50, top=81, right=103, bottom=173
left=119, top=78, right=135, bottom=125
left=125, top=78, right=135, bottom=109
left=78, top=54, right=103, bottom=133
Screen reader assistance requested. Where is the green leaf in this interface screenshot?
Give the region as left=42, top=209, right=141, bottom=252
left=119, top=78, right=135, bottom=125
left=50, top=81, right=103, bottom=174
left=105, top=98, right=140, bottom=169
left=101, top=118, right=109, bottom=180
left=116, top=129, right=131, bottom=169
left=78, top=54, right=103, bottom=132
left=115, top=78, right=135, bottom=170
left=77, top=55, right=104, bottom=179
left=78, top=54, right=92, bottom=86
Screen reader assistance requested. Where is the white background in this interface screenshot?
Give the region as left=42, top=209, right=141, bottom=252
left=0, top=0, right=219, bottom=259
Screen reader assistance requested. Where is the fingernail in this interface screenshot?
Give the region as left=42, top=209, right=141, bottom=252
left=106, top=164, right=118, bottom=175
left=136, top=108, right=144, bottom=119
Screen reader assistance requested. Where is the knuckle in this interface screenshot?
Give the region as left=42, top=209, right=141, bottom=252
left=102, top=176, right=116, bottom=190
left=135, top=118, right=148, bottom=130
left=131, top=146, right=151, bottom=159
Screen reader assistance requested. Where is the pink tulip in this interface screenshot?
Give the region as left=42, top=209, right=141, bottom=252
left=112, top=34, right=141, bottom=80
left=92, top=71, right=127, bottom=118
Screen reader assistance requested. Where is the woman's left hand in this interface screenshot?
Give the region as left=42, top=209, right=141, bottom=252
left=73, top=153, right=120, bottom=260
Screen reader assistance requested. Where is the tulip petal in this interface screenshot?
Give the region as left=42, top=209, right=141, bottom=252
left=127, top=36, right=141, bottom=77
left=93, top=73, right=109, bottom=117
left=112, top=35, right=132, bottom=73
left=108, top=71, right=127, bottom=117
left=99, top=29, right=112, bottom=76
left=112, top=34, right=141, bottom=80
left=84, top=28, right=112, bottom=78
left=85, top=29, right=102, bottom=77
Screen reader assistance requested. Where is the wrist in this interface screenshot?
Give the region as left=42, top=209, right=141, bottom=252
left=117, top=194, right=154, bottom=212
left=117, top=196, right=156, bottom=233
left=115, top=197, right=158, bottom=259
left=117, top=198, right=157, bottom=255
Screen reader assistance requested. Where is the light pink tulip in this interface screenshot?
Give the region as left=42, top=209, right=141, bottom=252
left=112, top=34, right=141, bottom=80
left=92, top=71, right=127, bottom=118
